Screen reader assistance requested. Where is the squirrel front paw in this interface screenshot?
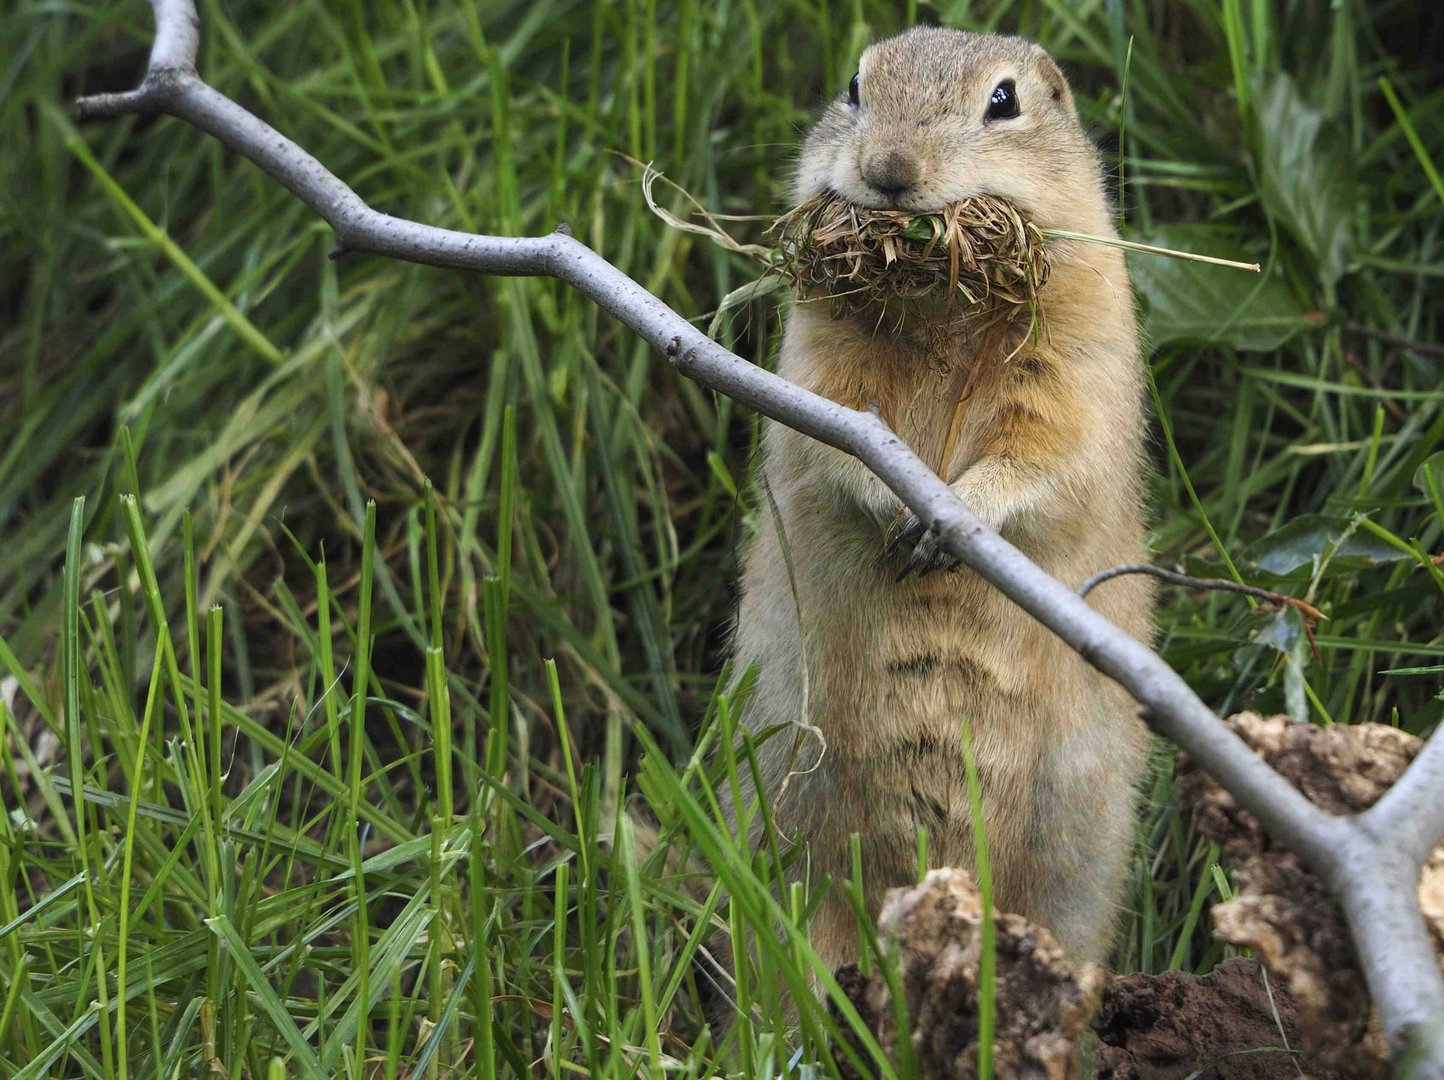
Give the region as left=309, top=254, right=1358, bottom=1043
left=886, top=511, right=963, bottom=580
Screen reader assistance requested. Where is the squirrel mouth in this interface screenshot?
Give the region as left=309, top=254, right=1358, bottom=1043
left=843, top=189, right=940, bottom=214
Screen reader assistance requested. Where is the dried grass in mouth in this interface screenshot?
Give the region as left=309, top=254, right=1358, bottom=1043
left=639, top=161, right=1255, bottom=341
left=769, top=191, right=1051, bottom=324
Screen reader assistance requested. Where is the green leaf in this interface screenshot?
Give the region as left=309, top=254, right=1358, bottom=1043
left=1256, top=608, right=1309, bottom=723
left=1252, top=73, right=1356, bottom=287
left=1129, top=226, right=1318, bottom=351
left=902, top=216, right=937, bottom=244
left=1241, top=513, right=1409, bottom=580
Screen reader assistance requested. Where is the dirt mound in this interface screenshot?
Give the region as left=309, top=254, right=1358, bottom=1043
left=833, top=867, right=1104, bottom=1080
left=834, top=708, right=1444, bottom=1077
left=1095, top=958, right=1338, bottom=1079
left=830, top=871, right=1338, bottom=1079
left=1177, top=711, right=1444, bottom=1077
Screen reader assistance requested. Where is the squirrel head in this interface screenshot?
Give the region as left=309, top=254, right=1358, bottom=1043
left=795, top=28, right=1107, bottom=232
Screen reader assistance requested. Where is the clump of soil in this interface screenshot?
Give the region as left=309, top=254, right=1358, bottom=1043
left=832, top=869, right=1352, bottom=1080
left=1095, top=958, right=1340, bottom=1079
left=1176, top=711, right=1444, bottom=1078
left=832, top=868, right=1105, bottom=1080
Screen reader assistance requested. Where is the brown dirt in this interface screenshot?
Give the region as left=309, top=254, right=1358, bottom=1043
left=832, top=868, right=1104, bottom=1080
left=1095, top=958, right=1339, bottom=1079
left=1176, top=711, right=1444, bottom=1078
left=833, top=869, right=1352, bottom=1079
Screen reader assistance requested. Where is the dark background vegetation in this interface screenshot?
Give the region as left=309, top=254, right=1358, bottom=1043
left=1, top=0, right=1442, bottom=1075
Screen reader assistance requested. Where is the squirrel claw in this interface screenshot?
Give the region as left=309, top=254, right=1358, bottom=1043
left=895, top=550, right=926, bottom=581
left=886, top=513, right=925, bottom=557
left=890, top=512, right=960, bottom=579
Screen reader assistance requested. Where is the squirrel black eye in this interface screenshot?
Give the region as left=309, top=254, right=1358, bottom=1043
left=847, top=73, right=860, bottom=107
left=986, top=79, right=1019, bottom=121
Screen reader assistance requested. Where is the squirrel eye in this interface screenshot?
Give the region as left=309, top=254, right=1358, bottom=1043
left=986, top=79, right=1020, bottom=120
left=847, top=72, right=860, bottom=107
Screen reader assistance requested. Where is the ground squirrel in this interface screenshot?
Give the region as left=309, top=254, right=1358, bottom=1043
left=728, top=28, right=1154, bottom=975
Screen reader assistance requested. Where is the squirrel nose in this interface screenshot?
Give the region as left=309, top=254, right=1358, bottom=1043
left=862, top=150, right=921, bottom=201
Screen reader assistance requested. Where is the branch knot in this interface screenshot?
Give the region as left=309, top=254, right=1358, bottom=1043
left=665, top=337, right=700, bottom=373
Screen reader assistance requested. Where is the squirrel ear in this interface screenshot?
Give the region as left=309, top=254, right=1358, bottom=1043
left=1029, top=45, right=1075, bottom=112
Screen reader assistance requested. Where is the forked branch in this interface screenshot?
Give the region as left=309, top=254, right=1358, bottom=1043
left=74, top=2, right=1444, bottom=1073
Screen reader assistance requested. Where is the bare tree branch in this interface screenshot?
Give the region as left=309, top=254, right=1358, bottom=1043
left=1080, top=562, right=1327, bottom=621
left=1365, top=733, right=1444, bottom=866
left=74, top=2, right=1444, bottom=1072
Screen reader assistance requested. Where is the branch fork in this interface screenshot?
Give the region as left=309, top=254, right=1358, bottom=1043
left=74, top=3, right=1444, bottom=1073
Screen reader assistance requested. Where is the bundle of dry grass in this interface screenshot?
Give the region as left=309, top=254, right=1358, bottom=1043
left=638, top=162, right=1256, bottom=338
left=770, top=191, right=1051, bottom=323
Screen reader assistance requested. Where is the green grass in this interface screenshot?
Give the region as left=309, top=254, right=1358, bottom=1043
left=2, top=0, right=1442, bottom=1075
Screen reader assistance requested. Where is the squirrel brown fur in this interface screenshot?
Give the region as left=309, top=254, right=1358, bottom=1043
left=726, top=27, right=1155, bottom=978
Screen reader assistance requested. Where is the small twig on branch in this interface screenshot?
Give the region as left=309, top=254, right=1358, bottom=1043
left=73, top=3, right=1444, bottom=1074
left=1080, top=563, right=1327, bottom=622
left=1344, top=320, right=1444, bottom=360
